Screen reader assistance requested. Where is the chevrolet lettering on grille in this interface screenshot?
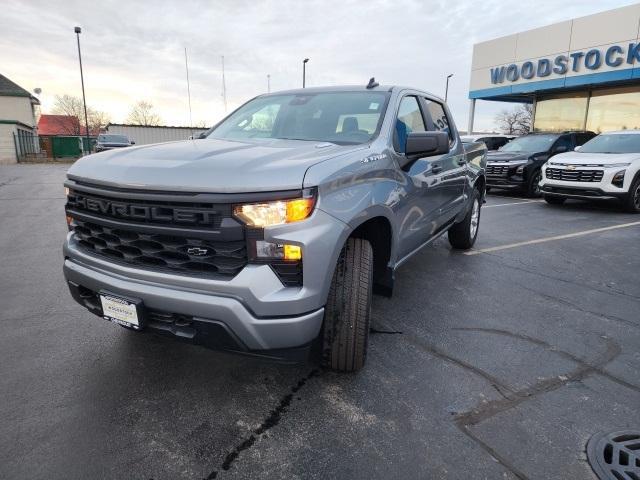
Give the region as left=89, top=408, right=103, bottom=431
left=69, top=194, right=216, bottom=225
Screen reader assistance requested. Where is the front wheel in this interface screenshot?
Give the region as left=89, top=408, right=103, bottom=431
left=448, top=188, right=481, bottom=250
left=321, top=238, right=373, bottom=372
left=526, top=169, right=542, bottom=198
left=623, top=175, right=640, bottom=213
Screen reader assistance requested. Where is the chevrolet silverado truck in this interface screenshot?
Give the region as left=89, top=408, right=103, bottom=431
left=485, top=131, right=595, bottom=197
left=63, top=83, right=487, bottom=372
left=541, top=130, right=640, bottom=212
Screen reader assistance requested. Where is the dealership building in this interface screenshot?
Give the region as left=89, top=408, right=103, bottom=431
left=468, top=3, right=640, bottom=134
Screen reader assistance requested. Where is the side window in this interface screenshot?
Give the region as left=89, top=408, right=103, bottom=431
left=576, top=133, right=593, bottom=146
left=494, top=138, right=508, bottom=149
left=552, top=135, right=572, bottom=153
left=394, top=96, right=426, bottom=153
left=423, top=99, right=453, bottom=143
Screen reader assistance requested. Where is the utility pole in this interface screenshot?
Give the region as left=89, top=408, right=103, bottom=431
left=267, top=74, right=271, bottom=93
left=184, top=48, right=193, bottom=137
left=221, top=55, right=227, bottom=113
left=74, top=26, right=91, bottom=154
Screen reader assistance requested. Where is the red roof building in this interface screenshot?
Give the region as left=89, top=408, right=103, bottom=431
left=38, top=114, right=100, bottom=136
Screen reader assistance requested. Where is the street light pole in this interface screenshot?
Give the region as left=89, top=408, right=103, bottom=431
left=445, top=73, right=454, bottom=103
left=74, top=26, right=91, bottom=155
left=303, top=58, right=309, bottom=88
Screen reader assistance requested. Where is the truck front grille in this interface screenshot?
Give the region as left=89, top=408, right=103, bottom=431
left=66, top=182, right=247, bottom=279
left=546, top=168, right=604, bottom=182
left=73, top=219, right=247, bottom=277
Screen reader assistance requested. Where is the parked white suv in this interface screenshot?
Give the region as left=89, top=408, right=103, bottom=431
left=540, top=130, right=640, bottom=212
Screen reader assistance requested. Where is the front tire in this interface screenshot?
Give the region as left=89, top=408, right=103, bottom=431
left=526, top=169, right=542, bottom=198
left=321, top=238, right=373, bottom=372
left=623, top=175, right=640, bottom=213
left=544, top=195, right=566, bottom=205
left=448, top=188, right=481, bottom=250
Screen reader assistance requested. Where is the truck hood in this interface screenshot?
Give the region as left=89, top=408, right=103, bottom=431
left=486, top=151, right=534, bottom=162
left=548, top=151, right=640, bottom=165
left=68, top=138, right=366, bottom=192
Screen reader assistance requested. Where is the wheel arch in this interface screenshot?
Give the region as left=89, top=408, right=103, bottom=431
left=349, top=215, right=394, bottom=297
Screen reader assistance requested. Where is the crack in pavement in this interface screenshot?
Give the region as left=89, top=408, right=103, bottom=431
left=204, top=369, right=321, bottom=479
left=447, top=328, right=625, bottom=480
left=378, top=321, right=632, bottom=479
left=510, top=280, right=640, bottom=331
left=479, top=250, right=640, bottom=301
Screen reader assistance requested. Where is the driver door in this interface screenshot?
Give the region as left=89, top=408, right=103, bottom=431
left=390, top=95, right=444, bottom=259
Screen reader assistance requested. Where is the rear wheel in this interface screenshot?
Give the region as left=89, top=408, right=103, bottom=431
left=623, top=175, right=640, bottom=213
left=321, top=238, right=373, bottom=372
left=526, top=169, right=542, bottom=198
left=544, top=195, right=566, bottom=205
left=448, top=188, right=481, bottom=250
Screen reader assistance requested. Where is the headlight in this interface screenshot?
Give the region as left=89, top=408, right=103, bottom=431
left=233, top=189, right=316, bottom=227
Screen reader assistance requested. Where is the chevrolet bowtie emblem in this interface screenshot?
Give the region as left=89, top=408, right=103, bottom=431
left=187, top=247, right=209, bottom=256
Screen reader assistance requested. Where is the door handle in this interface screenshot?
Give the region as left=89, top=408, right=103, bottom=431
left=431, top=164, right=443, bottom=174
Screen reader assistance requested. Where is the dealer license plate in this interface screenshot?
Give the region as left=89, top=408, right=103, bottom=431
left=99, top=293, right=141, bottom=328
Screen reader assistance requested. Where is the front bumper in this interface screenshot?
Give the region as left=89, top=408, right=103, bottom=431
left=63, top=207, right=350, bottom=358
left=540, top=166, right=629, bottom=201
left=485, top=162, right=530, bottom=189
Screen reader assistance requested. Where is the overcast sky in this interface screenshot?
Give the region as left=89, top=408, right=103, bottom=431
left=1, top=0, right=634, bottom=131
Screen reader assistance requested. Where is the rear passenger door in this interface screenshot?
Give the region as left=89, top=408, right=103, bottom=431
left=421, top=97, right=466, bottom=225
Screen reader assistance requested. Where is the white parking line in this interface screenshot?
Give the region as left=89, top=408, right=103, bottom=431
left=484, top=200, right=544, bottom=208
left=465, top=221, right=640, bottom=255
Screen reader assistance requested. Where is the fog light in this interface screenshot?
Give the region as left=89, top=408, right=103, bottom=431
left=516, top=165, right=524, bottom=174
left=254, top=241, right=302, bottom=261
left=284, top=244, right=302, bottom=261
left=612, top=170, right=625, bottom=188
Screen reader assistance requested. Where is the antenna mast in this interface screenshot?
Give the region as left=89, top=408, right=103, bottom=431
left=184, top=47, right=193, bottom=136
left=221, top=55, right=227, bottom=113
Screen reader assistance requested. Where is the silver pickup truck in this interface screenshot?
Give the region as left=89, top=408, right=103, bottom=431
left=63, top=82, right=487, bottom=372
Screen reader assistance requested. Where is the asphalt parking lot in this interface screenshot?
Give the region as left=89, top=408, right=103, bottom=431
left=1, top=164, right=639, bottom=480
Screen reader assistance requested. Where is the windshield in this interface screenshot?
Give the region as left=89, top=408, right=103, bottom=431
left=99, top=135, right=129, bottom=143
left=499, top=134, right=558, bottom=153
left=207, top=91, right=389, bottom=145
left=579, top=133, right=640, bottom=154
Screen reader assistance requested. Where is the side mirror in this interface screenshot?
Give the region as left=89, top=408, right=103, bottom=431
left=574, top=145, right=581, bottom=152
left=554, top=145, right=568, bottom=154
left=130, top=140, right=135, bottom=145
left=198, top=132, right=207, bottom=139
left=404, top=131, right=450, bottom=159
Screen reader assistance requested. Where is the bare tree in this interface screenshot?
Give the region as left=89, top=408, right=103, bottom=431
left=495, top=103, right=533, bottom=135
left=126, top=101, right=162, bottom=126
left=51, top=94, right=111, bottom=134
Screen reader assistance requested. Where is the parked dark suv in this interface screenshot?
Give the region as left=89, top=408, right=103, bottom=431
left=485, top=131, right=596, bottom=197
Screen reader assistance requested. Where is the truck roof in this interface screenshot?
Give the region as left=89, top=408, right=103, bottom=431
left=261, top=84, right=445, bottom=103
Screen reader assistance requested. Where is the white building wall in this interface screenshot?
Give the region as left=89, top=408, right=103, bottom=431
left=0, top=96, right=36, bottom=127
left=0, top=124, right=17, bottom=164
left=470, top=3, right=640, bottom=94
left=106, top=125, right=208, bottom=145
